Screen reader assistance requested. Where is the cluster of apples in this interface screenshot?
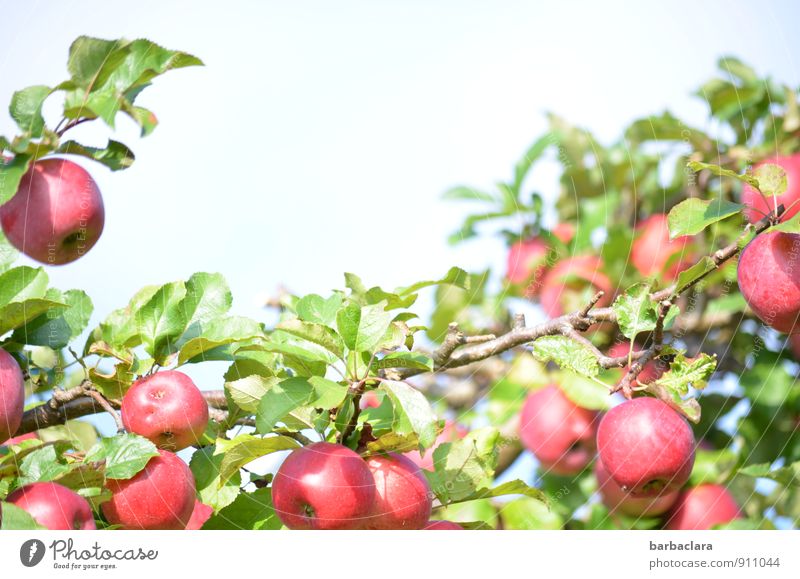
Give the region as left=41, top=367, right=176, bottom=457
left=1, top=368, right=212, bottom=530
left=0, top=158, right=106, bottom=265
left=519, top=386, right=740, bottom=529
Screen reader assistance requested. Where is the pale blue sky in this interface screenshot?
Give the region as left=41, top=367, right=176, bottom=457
left=1, top=0, right=799, bottom=402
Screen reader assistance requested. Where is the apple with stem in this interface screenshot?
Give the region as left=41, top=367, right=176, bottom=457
left=8, top=482, right=96, bottom=530
left=519, top=384, right=598, bottom=476
left=365, top=453, right=432, bottom=529
left=271, top=442, right=376, bottom=530
left=0, top=348, right=25, bottom=444
left=665, top=484, right=740, bottom=530
left=102, top=450, right=196, bottom=530
left=121, top=370, right=209, bottom=451
left=0, top=158, right=105, bottom=265
left=597, top=397, right=695, bottom=497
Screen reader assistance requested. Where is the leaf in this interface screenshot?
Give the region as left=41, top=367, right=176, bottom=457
left=0, top=266, right=49, bottom=305
left=530, top=335, right=599, bottom=378
left=177, top=316, right=263, bottom=364
left=687, top=161, right=758, bottom=188
left=513, top=134, right=553, bottom=194
left=667, top=198, right=744, bottom=239
left=56, top=140, right=134, bottom=171
left=379, top=380, right=438, bottom=448
left=12, top=289, right=93, bottom=349
left=653, top=352, right=716, bottom=396
left=10, top=85, right=51, bottom=137
left=396, top=267, right=471, bottom=295
left=275, top=319, right=344, bottom=360
left=426, top=428, right=500, bottom=504
left=134, top=281, right=188, bottom=360
left=0, top=299, right=69, bottom=336
left=502, top=497, right=563, bottom=530
left=67, top=36, right=128, bottom=88
left=84, top=433, right=159, bottom=480
left=0, top=154, right=32, bottom=204
left=226, top=375, right=279, bottom=413
left=18, top=445, right=70, bottom=484
left=336, top=301, right=394, bottom=353
left=189, top=446, right=241, bottom=512
left=675, top=257, right=716, bottom=293
left=0, top=502, right=46, bottom=530
left=255, top=377, right=346, bottom=433
left=612, top=283, right=677, bottom=339
left=203, top=488, right=281, bottom=530
left=449, top=479, right=548, bottom=506
left=371, top=351, right=434, bottom=372
left=295, top=293, right=343, bottom=326
left=558, top=372, right=611, bottom=410
left=739, top=461, right=800, bottom=487
left=753, top=163, right=787, bottom=197
left=442, top=186, right=495, bottom=202
left=625, top=111, right=709, bottom=149
left=0, top=230, right=19, bottom=272
left=181, top=272, right=233, bottom=330
left=215, top=435, right=300, bottom=486
left=365, top=432, right=420, bottom=455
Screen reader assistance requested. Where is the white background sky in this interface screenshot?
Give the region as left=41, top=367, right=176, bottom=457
left=1, top=0, right=799, bottom=400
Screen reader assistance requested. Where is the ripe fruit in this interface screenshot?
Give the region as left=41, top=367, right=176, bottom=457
left=1, top=432, right=37, bottom=446
left=506, top=237, right=551, bottom=294
left=595, top=458, right=678, bottom=517
left=271, top=442, right=376, bottom=530
left=102, top=450, right=196, bottom=530
left=365, top=453, right=432, bottom=529
left=597, top=397, right=695, bottom=496
left=0, top=348, right=25, bottom=444
left=631, top=214, right=694, bottom=279
left=360, top=390, right=382, bottom=409
left=121, top=370, right=209, bottom=451
left=7, top=482, right=96, bottom=530
left=738, top=231, right=800, bottom=334
left=665, top=484, right=740, bottom=530
left=539, top=256, right=612, bottom=318
left=185, top=500, right=213, bottom=530
left=741, top=153, right=800, bottom=223
left=552, top=222, right=575, bottom=244
left=519, top=385, right=598, bottom=476
left=424, top=520, right=464, bottom=530
left=0, top=158, right=105, bottom=265
left=608, top=342, right=665, bottom=385
left=404, top=421, right=467, bottom=471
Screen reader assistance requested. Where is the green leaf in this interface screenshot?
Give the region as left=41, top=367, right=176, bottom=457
left=530, top=335, right=599, bottom=378
left=502, top=497, right=563, bottom=530
left=226, top=375, right=279, bottom=413
left=0, top=266, right=49, bottom=305
left=178, top=316, right=263, bottom=364
left=134, top=281, right=188, bottom=360
left=0, top=154, right=32, bottom=205
left=203, top=488, right=281, bottom=530
left=396, top=267, right=471, bottom=295
left=753, top=163, right=787, bottom=197
left=513, top=134, right=552, bottom=194
left=295, top=293, right=343, bottom=326
left=371, top=351, right=434, bottom=372
left=125, top=105, right=159, bottom=136
left=0, top=502, right=46, bottom=530
left=653, top=352, right=716, bottom=396
left=667, top=198, right=744, bottom=239
left=0, top=231, right=19, bottom=272
left=379, top=380, right=438, bottom=448
left=255, top=377, right=344, bottom=433
left=181, top=272, right=233, bottom=330
left=426, top=428, right=500, bottom=504
left=56, top=140, right=134, bottom=171
left=612, top=283, right=677, bottom=339
left=442, top=186, right=495, bottom=203
left=739, top=461, right=800, bottom=487
left=275, top=319, right=344, bottom=360
left=675, top=257, right=717, bottom=293
left=10, top=85, right=51, bottom=137
left=84, top=433, right=159, bottom=480
left=18, top=445, right=70, bottom=484
left=67, top=36, right=128, bottom=88
left=336, top=301, right=394, bottom=353
left=215, top=435, right=301, bottom=486
left=189, top=446, right=241, bottom=512
left=625, top=111, right=709, bottom=149
left=12, top=289, right=93, bottom=349
left=365, top=432, right=419, bottom=455
left=0, top=299, right=69, bottom=336
left=687, top=161, right=758, bottom=188
left=449, top=479, right=548, bottom=506
left=558, top=372, right=611, bottom=410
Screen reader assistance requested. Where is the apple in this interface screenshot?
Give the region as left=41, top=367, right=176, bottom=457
left=741, top=153, right=800, bottom=223
left=738, top=231, right=800, bottom=333
left=1, top=431, right=36, bottom=447
left=360, top=390, right=382, bottom=409
left=506, top=237, right=551, bottom=296
left=424, top=520, right=464, bottom=530
left=102, top=450, right=196, bottom=530
left=594, top=458, right=678, bottom=517
left=404, top=421, right=467, bottom=471
left=519, top=384, right=598, bottom=476
left=631, top=214, right=694, bottom=279
left=7, top=482, right=96, bottom=530
left=0, top=158, right=105, bottom=265
left=665, top=484, right=740, bottom=530
left=539, top=256, right=613, bottom=318
left=552, top=222, right=575, bottom=244
left=121, top=370, right=209, bottom=451
left=364, top=453, right=432, bottom=529
left=0, top=348, right=25, bottom=444
left=271, top=442, right=376, bottom=530
left=607, top=342, right=665, bottom=385
left=185, top=500, right=213, bottom=530
left=597, top=397, right=695, bottom=497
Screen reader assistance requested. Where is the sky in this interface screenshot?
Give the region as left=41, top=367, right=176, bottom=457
left=1, top=1, right=799, bottom=441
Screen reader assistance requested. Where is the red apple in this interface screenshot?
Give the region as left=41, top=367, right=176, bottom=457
left=597, top=397, right=695, bottom=497
left=360, top=390, right=382, bottom=409
left=271, top=442, right=376, bottom=530
left=121, top=370, right=209, bottom=451
left=608, top=342, right=665, bottom=385
left=185, top=500, right=213, bottom=530
left=539, top=256, right=613, bottom=318
left=552, top=222, right=575, bottom=244
left=0, top=348, right=25, bottom=444
left=665, top=484, right=740, bottom=530
left=595, top=458, right=678, bottom=517
left=741, top=153, right=800, bottom=223
left=404, top=421, right=467, bottom=472
left=364, top=453, right=432, bottom=529
left=506, top=237, right=551, bottom=295
left=1, top=431, right=36, bottom=447
left=738, top=231, right=800, bottom=334
left=0, top=158, right=105, bottom=265
left=7, top=482, right=96, bottom=530
left=102, top=450, right=196, bottom=530
left=424, top=520, right=464, bottom=530
left=519, top=384, right=598, bottom=476
left=631, top=214, right=694, bottom=279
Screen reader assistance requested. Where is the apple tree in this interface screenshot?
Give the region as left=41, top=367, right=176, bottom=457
left=0, top=41, right=798, bottom=530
